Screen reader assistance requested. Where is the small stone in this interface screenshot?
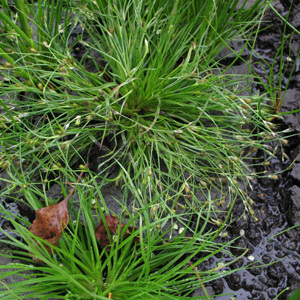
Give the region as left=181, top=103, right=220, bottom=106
left=262, top=254, right=271, bottom=264
left=291, top=164, right=300, bottom=182
left=296, top=152, right=300, bottom=162
left=290, top=186, right=300, bottom=209
left=251, top=278, right=263, bottom=291
left=230, top=273, right=241, bottom=286
left=267, top=263, right=284, bottom=282
left=245, top=224, right=261, bottom=246
left=275, top=250, right=287, bottom=258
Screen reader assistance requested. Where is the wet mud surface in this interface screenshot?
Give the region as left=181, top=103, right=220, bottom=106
left=203, top=1, right=300, bottom=298
left=1, top=1, right=300, bottom=299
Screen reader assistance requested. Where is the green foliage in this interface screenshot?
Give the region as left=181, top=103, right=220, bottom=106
left=0, top=0, right=289, bottom=298
left=0, top=0, right=280, bottom=212
left=249, top=1, right=300, bottom=114
left=0, top=173, right=246, bottom=299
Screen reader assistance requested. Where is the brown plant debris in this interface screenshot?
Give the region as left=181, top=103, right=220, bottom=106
left=28, top=167, right=86, bottom=262
left=95, top=215, right=139, bottom=250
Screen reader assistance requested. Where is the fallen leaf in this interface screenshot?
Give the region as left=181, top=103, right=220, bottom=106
left=29, top=197, right=69, bottom=262
left=95, top=215, right=139, bottom=250
left=29, top=167, right=87, bottom=262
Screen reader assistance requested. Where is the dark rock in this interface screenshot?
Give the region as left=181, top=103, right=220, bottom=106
left=212, top=278, right=224, bottom=295
left=291, top=40, right=300, bottom=57
left=281, top=89, right=300, bottom=131
left=267, top=263, right=284, bottom=282
left=191, top=286, right=214, bottom=297
left=249, top=266, right=262, bottom=276
left=291, top=163, right=300, bottom=181
left=245, top=224, right=262, bottom=246
left=251, top=278, right=264, bottom=291
left=291, top=11, right=300, bottom=28
left=290, top=185, right=300, bottom=209
left=266, top=243, right=273, bottom=252
left=228, top=273, right=241, bottom=289
left=262, top=254, right=271, bottom=264
left=296, top=152, right=300, bottom=162
left=275, top=250, right=288, bottom=258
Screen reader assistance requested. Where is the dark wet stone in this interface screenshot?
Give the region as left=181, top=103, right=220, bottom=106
left=290, top=185, right=300, bottom=209
left=291, top=164, right=300, bottom=182
left=274, top=242, right=282, bottom=251
left=290, top=254, right=300, bottom=266
left=275, top=250, right=288, bottom=258
left=245, top=224, right=262, bottom=246
left=212, top=278, right=224, bottom=295
left=231, top=258, right=245, bottom=270
left=291, top=11, right=300, bottom=28
left=280, top=89, right=300, bottom=131
left=258, top=275, right=268, bottom=285
left=262, top=254, right=271, bottom=264
left=249, top=265, right=262, bottom=276
left=267, top=263, right=284, bottom=282
left=291, top=40, right=300, bottom=57
left=228, top=273, right=241, bottom=289
left=289, top=185, right=300, bottom=225
left=251, top=289, right=263, bottom=298
left=191, top=286, right=214, bottom=298
left=266, top=243, right=273, bottom=252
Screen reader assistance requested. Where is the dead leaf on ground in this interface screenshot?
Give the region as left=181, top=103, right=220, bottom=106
left=95, top=215, right=139, bottom=250
left=29, top=197, right=69, bottom=262
left=28, top=167, right=86, bottom=263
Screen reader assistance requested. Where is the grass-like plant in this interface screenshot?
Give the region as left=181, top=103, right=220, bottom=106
left=249, top=1, right=300, bottom=114
left=0, top=0, right=76, bottom=81
left=0, top=167, right=248, bottom=299
left=0, top=0, right=281, bottom=215
left=0, top=0, right=288, bottom=298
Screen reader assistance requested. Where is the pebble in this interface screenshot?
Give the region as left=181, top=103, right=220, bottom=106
left=245, top=225, right=262, bottom=246
left=262, top=254, right=271, bottom=264
left=290, top=185, right=300, bottom=210
left=291, top=164, right=300, bottom=182
left=229, top=273, right=241, bottom=286
left=267, top=264, right=284, bottom=282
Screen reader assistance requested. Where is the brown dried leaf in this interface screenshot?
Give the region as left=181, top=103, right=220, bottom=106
left=28, top=168, right=86, bottom=262
left=29, top=197, right=69, bottom=262
left=95, top=215, right=139, bottom=250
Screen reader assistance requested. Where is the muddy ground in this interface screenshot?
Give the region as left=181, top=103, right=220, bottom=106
left=0, top=0, right=300, bottom=299
left=201, top=1, right=300, bottom=299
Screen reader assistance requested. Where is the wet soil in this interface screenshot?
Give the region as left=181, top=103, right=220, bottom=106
left=201, top=1, right=300, bottom=298
left=1, top=1, right=300, bottom=299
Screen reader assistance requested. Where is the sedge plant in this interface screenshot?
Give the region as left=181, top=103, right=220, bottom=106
left=0, top=166, right=250, bottom=299
left=0, top=1, right=288, bottom=298
left=248, top=0, right=300, bottom=114
left=0, top=0, right=283, bottom=218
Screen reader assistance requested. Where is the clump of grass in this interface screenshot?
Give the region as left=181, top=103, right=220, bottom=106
left=0, top=0, right=287, bottom=298
left=0, top=0, right=281, bottom=216
left=248, top=1, right=300, bottom=114
left=0, top=168, right=248, bottom=299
